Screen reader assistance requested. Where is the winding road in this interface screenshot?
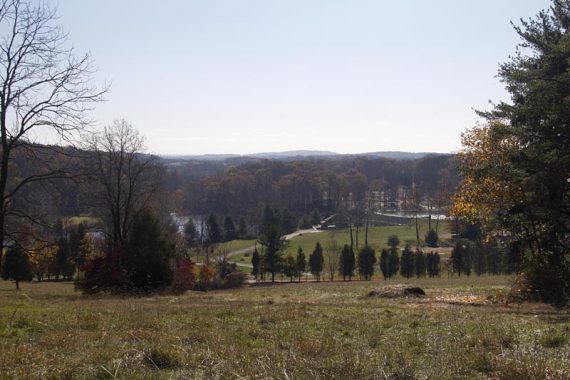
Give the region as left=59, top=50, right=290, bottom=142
left=227, top=227, right=323, bottom=264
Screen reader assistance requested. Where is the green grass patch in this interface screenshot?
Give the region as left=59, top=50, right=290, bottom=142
left=284, top=219, right=451, bottom=256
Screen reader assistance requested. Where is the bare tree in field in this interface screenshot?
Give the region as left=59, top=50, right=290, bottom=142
left=325, top=238, right=340, bottom=281
left=88, top=120, right=161, bottom=266
left=0, top=0, right=105, bottom=263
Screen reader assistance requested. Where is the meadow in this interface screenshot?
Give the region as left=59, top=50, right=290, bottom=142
left=231, top=219, right=452, bottom=265
left=1, top=276, right=569, bottom=379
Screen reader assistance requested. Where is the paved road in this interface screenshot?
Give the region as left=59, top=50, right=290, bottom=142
left=227, top=227, right=322, bottom=259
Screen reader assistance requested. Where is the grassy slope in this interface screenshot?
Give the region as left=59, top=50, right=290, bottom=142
left=233, top=220, right=451, bottom=264
left=1, top=277, right=569, bottom=379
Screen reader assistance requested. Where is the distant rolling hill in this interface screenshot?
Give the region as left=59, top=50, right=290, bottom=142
left=162, top=150, right=442, bottom=161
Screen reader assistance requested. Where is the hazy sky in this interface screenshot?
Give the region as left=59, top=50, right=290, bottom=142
left=50, top=0, right=550, bottom=155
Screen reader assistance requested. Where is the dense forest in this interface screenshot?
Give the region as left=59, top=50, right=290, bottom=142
left=8, top=146, right=458, bottom=236
left=166, top=153, right=459, bottom=227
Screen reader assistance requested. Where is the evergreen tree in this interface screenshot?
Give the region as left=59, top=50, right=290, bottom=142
left=400, top=245, right=414, bottom=278
left=123, top=210, right=174, bottom=291
left=281, top=208, right=295, bottom=234
left=258, top=207, right=286, bottom=282
left=474, top=242, right=488, bottom=276
left=298, top=215, right=311, bottom=229
left=309, top=242, right=324, bottom=281
left=379, top=248, right=390, bottom=279
left=69, top=223, right=86, bottom=269
left=223, top=216, right=237, bottom=242
left=309, top=208, right=321, bottom=226
left=1, top=245, right=33, bottom=289
left=462, top=242, right=473, bottom=277
left=506, top=242, right=522, bottom=274
left=251, top=248, right=261, bottom=281
left=55, top=237, right=75, bottom=280
left=388, top=248, right=400, bottom=279
left=295, top=246, right=306, bottom=282
left=426, top=252, right=441, bottom=277
left=451, top=1, right=570, bottom=305
left=387, top=235, right=400, bottom=251
left=339, top=244, right=355, bottom=280
left=425, top=229, right=439, bottom=247
left=206, top=213, right=221, bottom=245
left=184, top=219, right=198, bottom=247
left=358, top=245, right=376, bottom=280
left=486, top=248, right=501, bottom=275
left=414, top=249, right=427, bottom=278
left=451, top=242, right=464, bottom=277
left=238, top=217, right=248, bottom=238
left=283, top=255, right=297, bottom=282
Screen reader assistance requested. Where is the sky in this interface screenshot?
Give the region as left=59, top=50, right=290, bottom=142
left=49, top=0, right=551, bottom=155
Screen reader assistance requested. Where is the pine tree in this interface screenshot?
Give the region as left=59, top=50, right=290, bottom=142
left=451, top=0, right=570, bottom=305
left=123, top=210, right=174, bottom=291
left=223, top=216, right=237, bottom=242
left=309, top=208, right=321, bottom=226
left=425, top=229, right=439, bottom=248
left=281, top=208, right=295, bottom=234
left=414, top=249, right=427, bottom=278
left=387, top=235, right=400, bottom=251
left=451, top=242, right=464, bottom=277
left=339, top=244, right=355, bottom=280
left=400, top=245, right=414, bottom=278
left=427, top=252, right=441, bottom=277
left=388, top=248, right=400, bottom=279
left=258, top=206, right=286, bottom=282
left=251, top=248, right=261, bottom=281
left=238, top=217, right=248, bottom=238
left=474, top=242, right=488, bottom=276
left=69, top=224, right=86, bottom=269
left=1, top=245, right=33, bottom=289
left=283, top=255, right=297, bottom=282
left=358, top=245, right=376, bottom=280
left=206, top=213, right=221, bottom=245
left=379, top=248, right=390, bottom=279
left=55, top=238, right=75, bottom=280
left=309, top=242, right=324, bottom=281
left=184, top=219, right=198, bottom=247
left=295, top=247, right=306, bottom=282
left=462, top=242, right=473, bottom=277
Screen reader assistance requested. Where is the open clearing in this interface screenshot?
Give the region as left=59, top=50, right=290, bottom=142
left=1, top=276, right=569, bottom=379
left=231, top=220, right=452, bottom=265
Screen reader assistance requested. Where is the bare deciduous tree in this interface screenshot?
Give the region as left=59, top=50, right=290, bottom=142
left=0, top=0, right=105, bottom=263
left=88, top=120, right=161, bottom=265
left=325, top=238, right=340, bottom=281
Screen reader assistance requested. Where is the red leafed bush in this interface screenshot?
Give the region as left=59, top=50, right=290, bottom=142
left=75, top=257, right=126, bottom=294
left=171, top=259, right=195, bottom=293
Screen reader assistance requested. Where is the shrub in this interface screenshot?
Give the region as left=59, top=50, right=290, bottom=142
left=1, top=245, right=33, bottom=289
left=171, top=259, right=195, bottom=293
left=222, top=271, right=247, bottom=288
left=194, top=264, right=217, bottom=291
left=425, top=229, right=438, bottom=247
left=75, top=257, right=126, bottom=294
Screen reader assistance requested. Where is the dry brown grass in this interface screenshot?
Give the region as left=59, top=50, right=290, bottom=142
left=1, top=276, right=569, bottom=379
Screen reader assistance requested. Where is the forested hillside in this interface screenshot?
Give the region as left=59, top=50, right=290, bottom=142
left=167, top=154, right=459, bottom=223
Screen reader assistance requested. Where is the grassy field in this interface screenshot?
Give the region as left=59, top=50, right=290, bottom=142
left=1, top=276, right=569, bottom=379
left=233, top=220, right=452, bottom=264
left=219, top=239, right=257, bottom=253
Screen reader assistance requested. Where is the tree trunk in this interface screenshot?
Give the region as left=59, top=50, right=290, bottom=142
left=365, top=216, right=369, bottom=247
left=415, top=214, right=420, bottom=245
